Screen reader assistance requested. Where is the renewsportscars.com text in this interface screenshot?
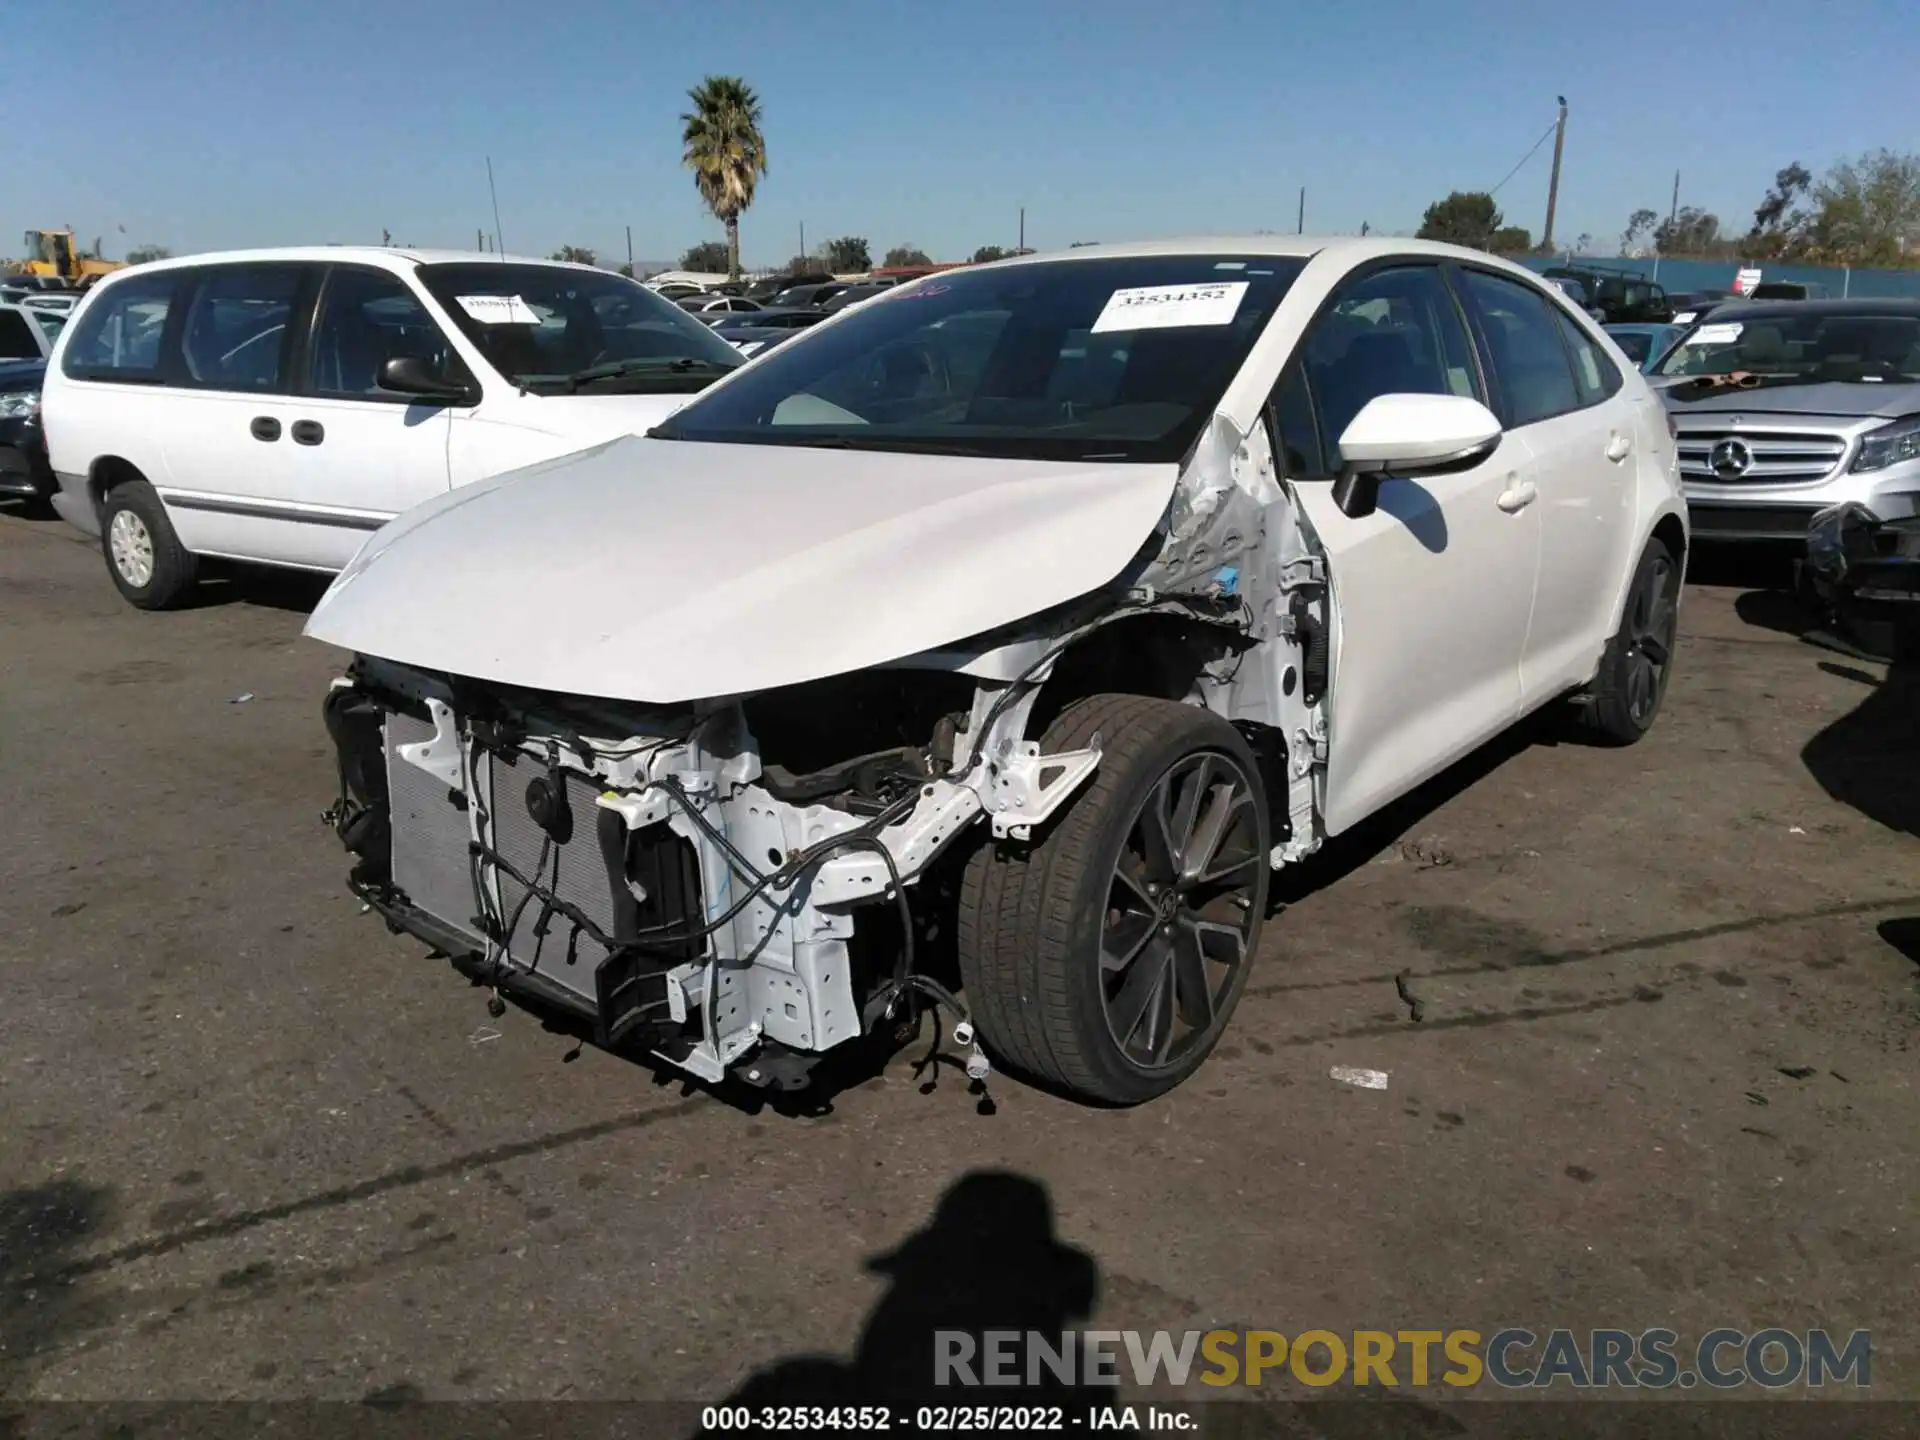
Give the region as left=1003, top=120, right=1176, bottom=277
left=934, top=1327, right=1872, bottom=1390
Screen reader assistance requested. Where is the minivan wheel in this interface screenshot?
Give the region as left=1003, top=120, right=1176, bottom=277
left=1571, top=536, right=1680, bottom=745
left=100, top=481, right=197, bottom=610
left=956, top=694, right=1271, bottom=1105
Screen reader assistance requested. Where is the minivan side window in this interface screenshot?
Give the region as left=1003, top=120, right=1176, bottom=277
left=1459, top=270, right=1581, bottom=427
left=60, top=271, right=179, bottom=381
left=308, top=267, right=460, bottom=400
left=178, top=265, right=304, bottom=392
left=1299, top=264, right=1482, bottom=468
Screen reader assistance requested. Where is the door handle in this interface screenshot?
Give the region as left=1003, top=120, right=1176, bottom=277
left=249, top=416, right=281, bottom=442
left=1496, top=479, right=1538, bottom=513
left=1605, top=432, right=1633, bottom=462
left=290, top=419, right=325, bottom=446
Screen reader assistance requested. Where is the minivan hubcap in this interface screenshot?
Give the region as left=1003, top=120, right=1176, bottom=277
left=109, top=510, right=155, bottom=588
left=1101, top=751, right=1264, bottom=1069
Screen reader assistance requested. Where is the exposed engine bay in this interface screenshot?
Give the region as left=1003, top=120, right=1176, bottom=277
left=319, top=417, right=1334, bottom=1090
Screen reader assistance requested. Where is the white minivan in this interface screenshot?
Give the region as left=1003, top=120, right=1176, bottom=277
left=43, top=247, right=745, bottom=608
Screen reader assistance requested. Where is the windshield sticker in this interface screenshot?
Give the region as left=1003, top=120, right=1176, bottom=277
left=1671, top=311, right=1697, bottom=325
left=1090, top=281, right=1248, bottom=334
left=1685, top=322, right=1743, bottom=346
left=456, top=294, right=540, bottom=325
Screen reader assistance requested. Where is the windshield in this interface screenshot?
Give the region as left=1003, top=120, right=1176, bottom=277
left=414, top=263, right=742, bottom=392
left=651, top=255, right=1306, bottom=462
left=1608, top=330, right=1653, bottom=364
left=1655, top=309, right=1920, bottom=382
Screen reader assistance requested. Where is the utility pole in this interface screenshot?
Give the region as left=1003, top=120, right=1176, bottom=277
left=626, top=225, right=633, bottom=269
left=799, top=220, right=806, bottom=262
left=1542, top=95, right=1568, bottom=250
left=1668, top=170, right=1680, bottom=227
left=1019, top=207, right=1025, bottom=252
left=477, top=228, right=484, bottom=252
left=1297, top=188, right=1306, bottom=234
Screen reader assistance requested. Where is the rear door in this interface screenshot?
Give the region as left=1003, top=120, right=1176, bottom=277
left=152, top=262, right=313, bottom=564
left=274, top=265, right=462, bottom=569
left=1455, top=268, right=1636, bottom=705
left=1277, top=262, right=1541, bottom=833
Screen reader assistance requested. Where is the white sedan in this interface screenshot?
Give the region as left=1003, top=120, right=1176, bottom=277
left=307, top=236, right=1686, bottom=1105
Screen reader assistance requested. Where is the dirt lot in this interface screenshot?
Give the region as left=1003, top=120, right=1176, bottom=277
left=2, top=505, right=1916, bottom=1415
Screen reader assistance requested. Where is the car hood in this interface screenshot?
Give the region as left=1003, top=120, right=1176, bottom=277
left=303, top=435, right=1178, bottom=703
left=0, top=357, right=45, bottom=391
left=1658, top=379, right=1920, bottom=421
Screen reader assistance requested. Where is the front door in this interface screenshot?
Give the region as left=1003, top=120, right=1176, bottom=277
left=1271, top=263, right=1542, bottom=834
left=272, top=265, right=460, bottom=570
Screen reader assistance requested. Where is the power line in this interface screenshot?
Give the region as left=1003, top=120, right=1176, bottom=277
left=1488, top=118, right=1559, bottom=199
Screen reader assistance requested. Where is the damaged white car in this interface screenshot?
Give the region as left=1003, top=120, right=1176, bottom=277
left=305, top=238, right=1687, bottom=1105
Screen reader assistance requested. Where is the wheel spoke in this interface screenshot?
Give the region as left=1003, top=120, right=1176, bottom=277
left=1147, top=967, right=1177, bottom=1064
left=1113, top=852, right=1155, bottom=909
left=1182, top=782, right=1250, bottom=882
left=1170, top=916, right=1216, bottom=1028
left=1137, top=778, right=1181, bottom=884
left=1169, top=756, right=1211, bottom=864
left=1101, top=911, right=1157, bottom=974
left=1108, top=933, right=1173, bottom=1044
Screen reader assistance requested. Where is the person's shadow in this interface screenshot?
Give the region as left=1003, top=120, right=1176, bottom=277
left=700, top=1171, right=1110, bottom=1433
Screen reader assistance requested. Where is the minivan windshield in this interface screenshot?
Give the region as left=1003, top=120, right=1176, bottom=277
left=1655, top=307, right=1920, bottom=383
left=651, top=255, right=1306, bottom=462
left=414, top=263, right=742, bottom=393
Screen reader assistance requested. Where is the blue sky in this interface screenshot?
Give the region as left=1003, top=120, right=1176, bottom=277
left=9, top=0, right=1917, bottom=268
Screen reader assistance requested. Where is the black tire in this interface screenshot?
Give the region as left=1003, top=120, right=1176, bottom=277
left=1571, top=536, right=1680, bottom=745
left=956, top=694, right=1271, bottom=1105
left=99, top=480, right=198, bottom=610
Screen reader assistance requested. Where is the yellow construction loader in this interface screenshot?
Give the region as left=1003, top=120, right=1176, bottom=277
left=9, top=229, right=126, bottom=288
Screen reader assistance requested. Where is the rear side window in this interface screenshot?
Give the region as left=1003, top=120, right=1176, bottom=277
left=179, top=266, right=303, bottom=392
left=0, top=308, right=36, bottom=359
left=1553, top=311, right=1622, bottom=403
left=1460, top=271, right=1580, bottom=426
left=60, top=271, right=178, bottom=380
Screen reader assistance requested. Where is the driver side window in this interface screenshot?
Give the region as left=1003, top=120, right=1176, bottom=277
left=1292, top=266, right=1482, bottom=472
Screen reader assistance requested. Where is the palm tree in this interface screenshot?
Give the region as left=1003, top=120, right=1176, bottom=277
left=681, top=76, right=767, bottom=281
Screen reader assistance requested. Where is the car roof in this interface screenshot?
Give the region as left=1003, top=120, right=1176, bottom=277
left=1687, top=298, right=1920, bottom=321
left=84, top=246, right=614, bottom=285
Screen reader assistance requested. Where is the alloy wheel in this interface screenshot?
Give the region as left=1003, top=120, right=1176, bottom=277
left=1625, top=553, right=1679, bottom=726
left=1100, top=750, right=1265, bottom=1069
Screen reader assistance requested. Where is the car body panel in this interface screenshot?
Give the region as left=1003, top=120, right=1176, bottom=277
left=305, top=436, right=1182, bottom=703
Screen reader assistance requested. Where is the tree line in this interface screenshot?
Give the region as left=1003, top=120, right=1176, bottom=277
left=1416, top=149, right=1920, bottom=268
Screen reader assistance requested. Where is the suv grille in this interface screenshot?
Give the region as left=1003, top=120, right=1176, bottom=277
left=1677, top=429, right=1847, bottom=486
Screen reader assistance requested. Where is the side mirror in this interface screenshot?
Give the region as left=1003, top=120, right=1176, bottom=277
left=1331, top=393, right=1503, bottom=519
left=377, top=355, right=475, bottom=404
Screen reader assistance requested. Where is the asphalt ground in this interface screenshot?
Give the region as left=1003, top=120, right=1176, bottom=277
left=1, top=506, right=1915, bottom=1424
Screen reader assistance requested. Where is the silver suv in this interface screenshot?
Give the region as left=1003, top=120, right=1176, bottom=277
left=1652, top=300, right=1920, bottom=540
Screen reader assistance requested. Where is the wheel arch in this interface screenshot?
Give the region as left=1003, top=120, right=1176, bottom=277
left=87, top=454, right=152, bottom=516
left=1022, top=611, right=1246, bottom=742
left=1605, top=504, right=1689, bottom=638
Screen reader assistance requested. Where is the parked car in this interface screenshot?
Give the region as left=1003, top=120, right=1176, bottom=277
left=42, top=247, right=744, bottom=608
left=714, top=324, right=811, bottom=358
left=647, top=281, right=706, bottom=301
left=1667, top=291, right=1739, bottom=326
left=819, top=282, right=895, bottom=313
left=744, top=272, right=824, bottom=303
left=711, top=307, right=828, bottom=336
left=1803, top=501, right=1920, bottom=659
left=0, top=299, right=67, bottom=360
left=1541, top=276, right=1606, bottom=322
left=1544, top=267, right=1672, bottom=324
left=1653, top=299, right=1920, bottom=541
left=679, top=295, right=762, bottom=316
left=768, top=281, right=851, bottom=309
left=1604, top=322, right=1685, bottom=371
left=306, top=237, right=1685, bottom=1106
left=0, top=355, right=52, bottom=511
left=18, top=292, right=79, bottom=314
left=1750, top=281, right=1831, bottom=302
